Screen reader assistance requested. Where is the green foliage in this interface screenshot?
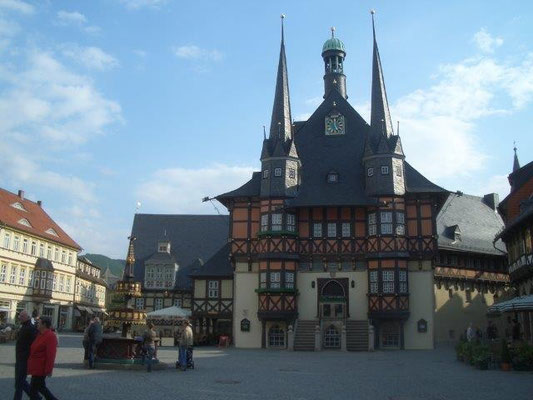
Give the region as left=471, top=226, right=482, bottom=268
left=472, top=344, right=491, bottom=369
left=501, top=339, right=512, bottom=363
left=84, top=254, right=125, bottom=277
left=511, top=342, right=533, bottom=371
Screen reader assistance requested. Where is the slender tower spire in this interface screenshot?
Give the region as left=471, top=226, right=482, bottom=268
left=122, top=236, right=136, bottom=280
left=269, top=14, right=292, bottom=142
left=513, top=142, right=520, bottom=172
left=370, top=10, right=394, bottom=137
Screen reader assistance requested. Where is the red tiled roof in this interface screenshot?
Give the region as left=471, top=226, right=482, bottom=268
left=0, top=188, right=81, bottom=250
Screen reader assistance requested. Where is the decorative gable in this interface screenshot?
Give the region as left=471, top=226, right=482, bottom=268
left=45, top=228, right=59, bottom=237
left=11, top=202, right=26, bottom=211
left=18, top=218, right=32, bottom=227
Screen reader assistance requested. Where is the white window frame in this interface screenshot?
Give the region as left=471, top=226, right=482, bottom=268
left=47, top=246, right=52, bottom=259
left=270, top=272, right=281, bottom=289
left=155, top=298, right=163, bottom=310
left=369, top=270, right=378, bottom=294
left=341, top=222, right=351, bottom=238
left=286, top=214, right=296, bottom=232
left=208, top=280, right=219, bottom=298
left=313, top=223, right=323, bottom=238
left=289, top=168, right=296, bottom=179
left=262, top=169, right=270, bottom=179
left=10, top=265, right=17, bottom=284
left=19, top=267, right=26, bottom=286
left=0, top=264, right=7, bottom=282
left=381, top=166, right=389, bottom=175
left=285, top=271, right=294, bottom=289
left=368, top=213, right=377, bottom=236
left=66, top=276, right=71, bottom=293
left=31, top=241, right=37, bottom=256
left=380, top=211, right=393, bottom=235
left=399, top=270, right=408, bottom=293
left=13, top=236, right=19, bottom=251
left=59, top=275, right=64, bottom=292
left=39, top=244, right=44, bottom=257
left=367, top=167, right=374, bottom=177
left=382, top=270, right=395, bottom=293
left=274, top=167, right=282, bottom=177
left=174, top=298, right=182, bottom=308
left=271, top=213, right=282, bottom=231
left=3, top=234, right=10, bottom=249
left=22, top=239, right=28, bottom=253
left=261, top=214, right=269, bottom=232
left=327, top=223, right=337, bottom=238
left=260, top=272, right=267, bottom=289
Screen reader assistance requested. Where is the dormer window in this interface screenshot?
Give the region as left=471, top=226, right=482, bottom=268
left=289, top=168, right=296, bottom=179
left=18, top=218, right=32, bottom=228
left=158, top=241, right=171, bottom=253
left=381, top=166, right=389, bottom=175
left=263, top=169, right=270, bottom=179
left=45, top=228, right=59, bottom=237
left=274, top=167, right=282, bottom=177
left=327, top=172, right=338, bottom=183
left=11, top=202, right=26, bottom=211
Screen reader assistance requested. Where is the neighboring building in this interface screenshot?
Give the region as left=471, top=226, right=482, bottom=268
left=129, top=214, right=228, bottom=318
left=434, top=192, right=508, bottom=343
left=73, top=256, right=108, bottom=331
left=494, top=150, right=533, bottom=342
left=189, top=243, right=233, bottom=343
left=216, top=19, right=449, bottom=350
left=0, top=188, right=81, bottom=329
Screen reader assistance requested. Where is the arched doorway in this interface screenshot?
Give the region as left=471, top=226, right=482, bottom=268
left=319, top=279, right=347, bottom=320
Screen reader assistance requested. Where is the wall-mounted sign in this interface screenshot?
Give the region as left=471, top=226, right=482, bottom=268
left=417, top=319, right=428, bottom=333
left=240, top=318, right=250, bottom=332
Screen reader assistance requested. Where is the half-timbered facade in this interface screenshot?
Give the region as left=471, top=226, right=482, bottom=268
left=216, top=17, right=450, bottom=350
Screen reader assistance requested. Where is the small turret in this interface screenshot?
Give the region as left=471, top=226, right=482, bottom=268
left=322, top=27, right=347, bottom=99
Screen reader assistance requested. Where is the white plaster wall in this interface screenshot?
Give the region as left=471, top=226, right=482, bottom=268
left=404, top=269, right=434, bottom=350
left=297, top=271, right=368, bottom=321
left=233, top=271, right=261, bottom=348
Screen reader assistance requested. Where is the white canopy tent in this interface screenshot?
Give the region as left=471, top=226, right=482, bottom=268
left=147, top=305, right=191, bottom=319
left=487, top=295, right=533, bottom=314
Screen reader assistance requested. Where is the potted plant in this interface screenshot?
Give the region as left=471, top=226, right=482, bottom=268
left=473, top=344, right=491, bottom=370
left=512, top=342, right=533, bottom=371
left=500, top=339, right=512, bottom=371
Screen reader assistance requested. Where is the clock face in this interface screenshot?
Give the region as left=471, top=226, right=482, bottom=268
left=325, top=113, right=345, bottom=135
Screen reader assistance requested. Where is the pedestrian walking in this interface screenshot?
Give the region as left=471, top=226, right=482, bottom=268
left=179, top=321, right=194, bottom=371
left=87, top=317, right=102, bottom=369
left=82, top=320, right=93, bottom=363
left=466, top=322, right=474, bottom=342
left=142, top=322, right=157, bottom=372
left=28, top=316, right=58, bottom=400
left=13, top=310, right=40, bottom=400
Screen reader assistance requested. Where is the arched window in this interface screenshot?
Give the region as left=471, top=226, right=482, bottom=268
left=268, top=325, right=285, bottom=348
left=323, top=325, right=340, bottom=348
left=322, top=280, right=345, bottom=297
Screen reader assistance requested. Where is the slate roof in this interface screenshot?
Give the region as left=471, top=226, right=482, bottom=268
left=130, top=214, right=229, bottom=290
left=437, top=193, right=506, bottom=255
left=145, top=251, right=177, bottom=265
left=500, top=160, right=533, bottom=209
left=0, top=187, right=81, bottom=250
left=217, top=172, right=262, bottom=203
left=496, top=198, right=533, bottom=241
left=189, top=243, right=233, bottom=278
left=404, top=162, right=446, bottom=193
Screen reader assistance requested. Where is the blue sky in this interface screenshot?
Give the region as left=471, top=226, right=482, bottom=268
left=0, top=0, right=532, bottom=258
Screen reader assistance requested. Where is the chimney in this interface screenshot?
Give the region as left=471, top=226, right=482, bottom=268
left=37, top=201, right=42, bottom=207
left=18, top=190, right=24, bottom=200
left=483, top=193, right=499, bottom=211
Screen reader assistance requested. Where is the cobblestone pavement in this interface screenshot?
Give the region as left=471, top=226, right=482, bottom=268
left=1, top=333, right=532, bottom=400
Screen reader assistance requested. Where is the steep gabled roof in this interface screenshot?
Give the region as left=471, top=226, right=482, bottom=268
left=404, top=162, right=447, bottom=194
left=130, top=214, right=229, bottom=290
left=189, top=243, right=232, bottom=278
left=437, top=192, right=506, bottom=255
left=217, top=172, right=262, bottom=201
left=0, top=187, right=81, bottom=250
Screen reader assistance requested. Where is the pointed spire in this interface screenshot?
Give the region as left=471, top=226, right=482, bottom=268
left=370, top=10, right=394, bottom=138
left=123, top=236, right=136, bottom=280
left=513, top=142, right=520, bottom=172
left=269, top=14, right=292, bottom=142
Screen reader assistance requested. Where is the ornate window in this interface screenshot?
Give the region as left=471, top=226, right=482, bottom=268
left=381, top=166, right=389, bottom=175
left=274, top=167, right=282, bottom=177
left=135, top=298, right=144, bottom=310
left=268, top=325, right=285, bottom=347
left=323, top=325, right=341, bottom=349
left=368, top=213, right=377, bottom=236
left=208, top=280, right=219, bottom=298
left=313, top=223, right=322, bottom=238
left=369, top=270, right=378, bottom=293
left=399, top=270, right=408, bottom=293
left=271, top=214, right=282, bottom=231
left=382, top=270, right=395, bottom=293
left=260, top=215, right=268, bottom=231
left=270, top=272, right=281, bottom=289
left=155, top=298, right=163, bottom=310
left=367, top=167, right=374, bottom=177
left=327, top=223, right=337, bottom=238
left=380, top=212, right=393, bottom=234
left=341, top=223, right=351, bottom=238
left=286, top=214, right=296, bottom=232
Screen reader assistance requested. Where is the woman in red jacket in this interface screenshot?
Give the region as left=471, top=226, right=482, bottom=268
left=27, top=316, right=58, bottom=400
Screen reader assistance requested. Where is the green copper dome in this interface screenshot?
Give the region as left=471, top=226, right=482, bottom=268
left=322, top=37, right=345, bottom=53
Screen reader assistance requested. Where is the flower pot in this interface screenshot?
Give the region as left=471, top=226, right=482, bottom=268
left=501, top=362, right=511, bottom=371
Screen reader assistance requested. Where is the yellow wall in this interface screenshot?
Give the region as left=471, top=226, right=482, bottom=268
left=221, top=279, right=233, bottom=298
left=403, top=261, right=434, bottom=350
left=233, top=263, right=261, bottom=348
left=434, top=285, right=496, bottom=343
left=195, top=280, right=206, bottom=297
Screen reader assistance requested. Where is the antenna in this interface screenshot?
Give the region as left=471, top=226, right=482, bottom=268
left=263, top=125, right=266, bottom=140
left=397, top=121, right=400, bottom=136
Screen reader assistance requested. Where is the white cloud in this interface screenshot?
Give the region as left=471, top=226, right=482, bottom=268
left=57, top=10, right=87, bottom=25
left=0, top=0, right=34, bottom=14
left=61, top=44, right=119, bottom=71
left=473, top=28, right=503, bottom=54
left=133, top=49, right=147, bottom=57
left=136, top=164, right=255, bottom=213
left=119, top=0, right=168, bottom=10
left=173, top=45, right=223, bottom=62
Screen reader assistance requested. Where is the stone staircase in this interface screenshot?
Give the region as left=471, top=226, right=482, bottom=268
left=294, top=320, right=316, bottom=351
left=346, top=320, right=369, bottom=351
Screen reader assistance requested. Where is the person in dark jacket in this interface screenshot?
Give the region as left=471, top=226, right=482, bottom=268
left=87, top=317, right=102, bottom=369
left=28, top=316, right=58, bottom=400
left=13, top=310, right=40, bottom=400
